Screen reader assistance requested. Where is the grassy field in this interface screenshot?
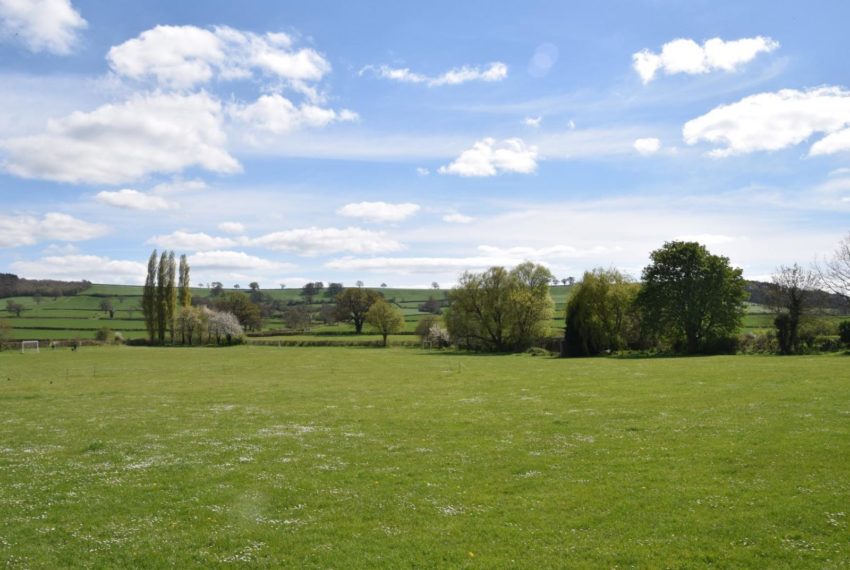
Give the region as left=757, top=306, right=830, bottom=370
left=2, top=284, right=573, bottom=343
left=0, top=346, right=848, bottom=567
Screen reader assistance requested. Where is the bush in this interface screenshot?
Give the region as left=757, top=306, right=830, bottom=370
left=525, top=347, right=552, bottom=357
left=839, top=320, right=850, bottom=347
left=697, top=335, right=739, bottom=355
left=739, top=331, right=777, bottom=354
left=814, top=335, right=843, bottom=352
left=94, top=327, right=114, bottom=343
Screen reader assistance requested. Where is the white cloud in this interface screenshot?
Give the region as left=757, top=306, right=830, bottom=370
left=674, top=233, right=742, bottom=246
left=218, top=221, right=245, bottom=234
left=42, top=243, right=78, bottom=255
left=524, top=116, right=542, bottom=128
left=151, top=178, right=208, bottom=194
left=11, top=254, right=145, bottom=284
left=0, top=0, right=86, bottom=55
left=337, top=201, right=420, bottom=222
left=147, top=230, right=237, bottom=252
left=633, top=137, right=661, bottom=155
left=416, top=167, right=430, bottom=176
left=188, top=250, right=293, bottom=271
left=634, top=36, right=779, bottom=84
left=477, top=244, right=618, bottom=259
left=683, top=87, right=850, bottom=157
left=361, top=62, right=507, bottom=87
left=326, top=244, right=618, bottom=275
left=0, top=212, right=107, bottom=247
left=96, top=189, right=172, bottom=211
left=442, top=212, right=474, bottom=224
left=438, top=137, right=538, bottom=177
left=107, top=25, right=330, bottom=90
left=229, top=93, right=356, bottom=135
left=2, top=91, right=240, bottom=184
left=252, top=226, right=403, bottom=256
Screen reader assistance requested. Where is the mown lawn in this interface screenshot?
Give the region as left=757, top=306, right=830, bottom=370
left=0, top=347, right=848, bottom=568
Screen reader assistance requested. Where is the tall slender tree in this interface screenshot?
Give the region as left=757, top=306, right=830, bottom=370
left=178, top=254, right=191, bottom=308
left=156, top=251, right=169, bottom=343
left=143, top=250, right=158, bottom=341
left=166, top=251, right=177, bottom=344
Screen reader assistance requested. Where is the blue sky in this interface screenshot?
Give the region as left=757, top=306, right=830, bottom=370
left=1, top=0, right=849, bottom=288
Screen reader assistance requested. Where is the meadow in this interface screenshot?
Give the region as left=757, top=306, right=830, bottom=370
left=1, top=346, right=848, bottom=567
left=0, top=284, right=574, bottom=343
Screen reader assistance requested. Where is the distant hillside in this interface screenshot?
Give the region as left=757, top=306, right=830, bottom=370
left=745, top=280, right=849, bottom=312
left=0, top=273, right=91, bottom=299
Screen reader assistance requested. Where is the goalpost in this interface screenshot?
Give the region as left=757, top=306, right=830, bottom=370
left=21, top=340, right=39, bottom=354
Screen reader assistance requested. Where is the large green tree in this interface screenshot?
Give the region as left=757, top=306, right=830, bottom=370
left=365, top=298, right=404, bottom=346
left=562, top=268, right=640, bottom=357
left=446, top=262, right=554, bottom=352
left=636, top=241, right=746, bottom=354
left=213, top=292, right=263, bottom=331
left=335, top=288, right=380, bottom=333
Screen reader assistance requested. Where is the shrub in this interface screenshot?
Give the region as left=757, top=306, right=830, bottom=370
left=94, top=327, right=114, bottom=343
left=698, top=335, right=739, bottom=355
left=839, top=320, right=850, bottom=347
left=814, top=335, right=843, bottom=352
left=739, top=331, right=777, bottom=354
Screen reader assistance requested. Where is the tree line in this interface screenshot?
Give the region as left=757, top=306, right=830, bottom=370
left=0, top=273, right=90, bottom=299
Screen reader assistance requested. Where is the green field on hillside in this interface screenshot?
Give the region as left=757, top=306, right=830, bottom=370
left=2, top=283, right=846, bottom=344
left=0, top=346, right=847, bottom=567
left=0, top=284, right=572, bottom=343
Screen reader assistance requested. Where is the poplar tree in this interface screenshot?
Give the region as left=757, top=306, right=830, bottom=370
left=178, top=254, right=191, bottom=307
left=156, top=251, right=169, bottom=344
left=165, top=251, right=177, bottom=344
left=143, top=250, right=158, bottom=341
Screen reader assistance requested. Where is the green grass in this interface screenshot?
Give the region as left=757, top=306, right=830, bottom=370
left=0, top=346, right=848, bottom=567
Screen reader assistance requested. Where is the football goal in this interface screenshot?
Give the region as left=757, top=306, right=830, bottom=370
left=21, top=340, right=39, bottom=354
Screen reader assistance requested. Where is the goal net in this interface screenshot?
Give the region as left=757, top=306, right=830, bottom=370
left=21, top=340, right=39, bottom=354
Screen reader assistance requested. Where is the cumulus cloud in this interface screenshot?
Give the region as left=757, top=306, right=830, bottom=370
left=107, top=25, right=331, bottom=90
left=442, top=212, right=474, bottom=224
left=188, top=250, right=293, bottom=271
left=0, top=0, right=86, bottom=55
left=674, top=233, right=741, bottom=246
left=96, top=189, right=172, bottom=211
left=252, top=227, right=403, bottom=256
left=360, top=62, right=507, bottom=87
left=11, top=254, right=145, bottom=284
left=229, top=93, right=356, bottom=135
left=633, top=137, right=661, bottom=155
left=326, top=244, right=617, bottom=274
left=634, top=36, right=779, bottom=84
left=0, top=212, right=107, bottom=247
left=524, top=116, right=542, bottom=128
left=147, top=230, right=237, bottom=251
left=416, top=167, right=430, bottom=176
left=218, top=221, right=245, bottom=234
left=337, top=201, right=420, bottom=222
left=438, top=137, right=538, bottom=177
left=1, top=91, right=239, bottom=185
left=683, top=87, right=850, bottom=157
left=150, top=178, right=208, bottom=194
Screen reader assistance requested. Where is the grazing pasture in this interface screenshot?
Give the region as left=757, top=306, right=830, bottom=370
left=0, top=346, right=848, bottom=567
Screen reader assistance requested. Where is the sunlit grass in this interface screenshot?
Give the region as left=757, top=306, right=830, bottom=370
left=1, top=346, right=847, bottom=567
